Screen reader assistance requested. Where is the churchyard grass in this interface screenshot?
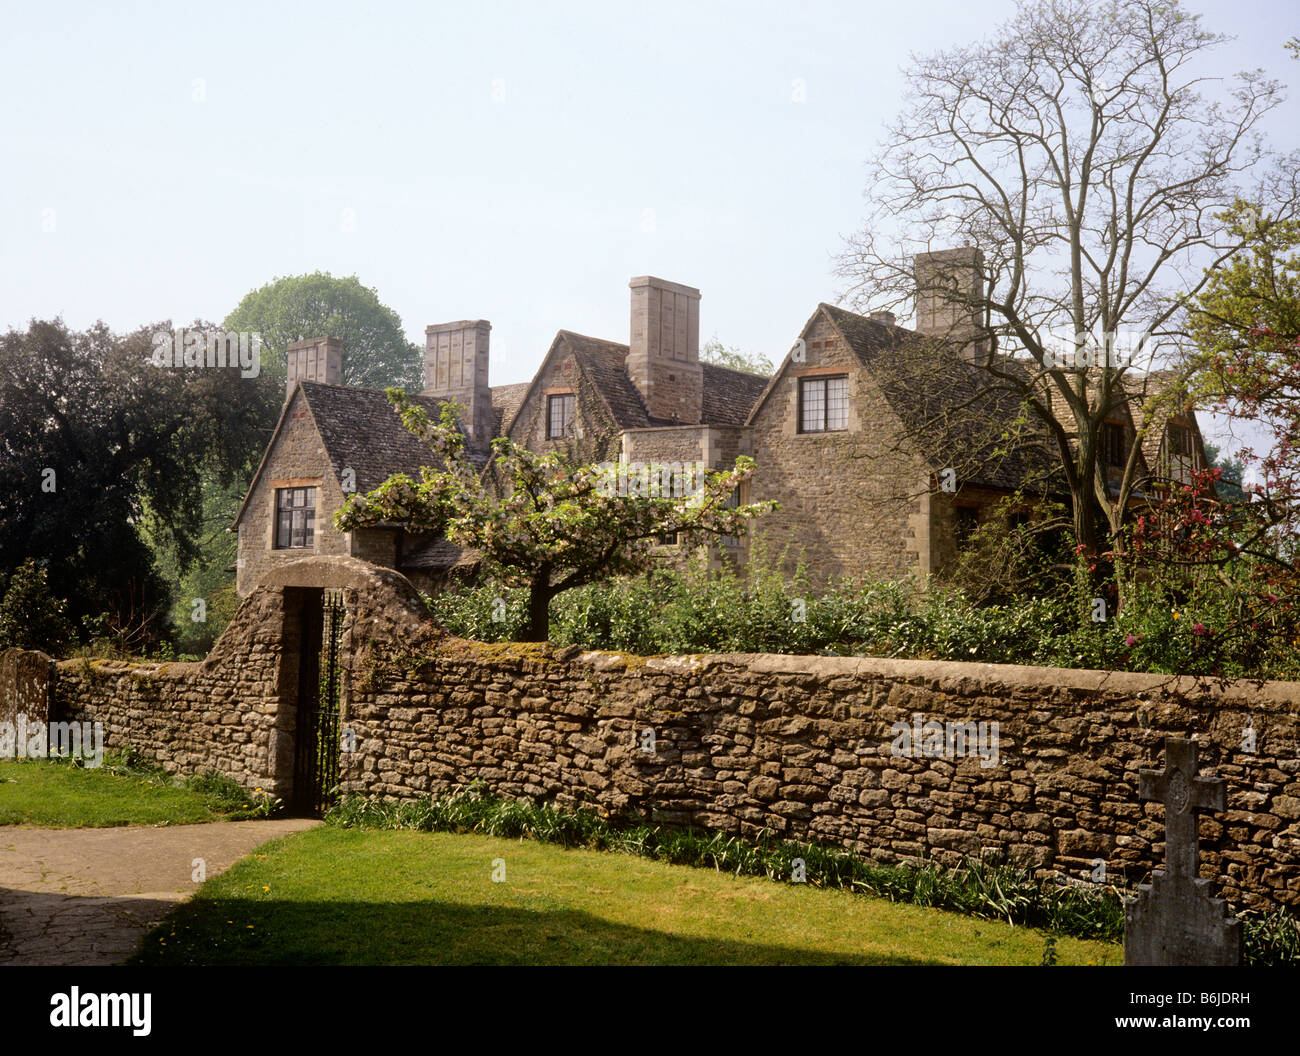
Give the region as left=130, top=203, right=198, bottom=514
left=130, top=825, right=1122, bottom=965
left=0, top=754, right=279, bottom=827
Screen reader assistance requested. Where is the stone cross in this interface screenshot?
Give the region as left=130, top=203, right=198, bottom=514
left=1139, top=737, right=1225, bottom=881
left=1124, top=737, right=1241, bottom=966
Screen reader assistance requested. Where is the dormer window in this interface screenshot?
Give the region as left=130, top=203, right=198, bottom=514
left=798, top=376, right=849, bottom=433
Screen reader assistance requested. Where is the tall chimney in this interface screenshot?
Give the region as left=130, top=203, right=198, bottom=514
left=423, top=319, right=492, bottom=448
left=627, top=276, right=702, bottom=423
left=913, top=247, right=989, bottom=365
left=286, top=336, right=342, bottom=399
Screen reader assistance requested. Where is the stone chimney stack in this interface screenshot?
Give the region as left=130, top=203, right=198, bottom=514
left=627, top=276, right=702, bottom=424
left=423, top=319, right=493, bottom=448
left=286, top=336, right=342, bottom=399
left=913, top=247, right=989, bottom=365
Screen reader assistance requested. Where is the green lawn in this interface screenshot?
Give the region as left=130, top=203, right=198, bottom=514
left=132, top=826, right=1122, bottom=965
left=0, top=758, right=266, bottom=827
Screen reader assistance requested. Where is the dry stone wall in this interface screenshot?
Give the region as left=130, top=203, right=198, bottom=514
left=342, top=639, right=1300, bottom=911
left=42, top=559, right=1300, bottom=911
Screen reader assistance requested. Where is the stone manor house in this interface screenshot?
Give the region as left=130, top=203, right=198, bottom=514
left=232, top=248, right=1212, bottom=597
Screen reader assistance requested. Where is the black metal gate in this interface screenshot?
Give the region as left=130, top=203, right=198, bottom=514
left=292, top=588, right=344, bottom=816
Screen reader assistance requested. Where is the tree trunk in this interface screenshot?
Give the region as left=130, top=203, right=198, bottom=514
left=524, top=576, right=551, bottom=642
left=1071, top=482, right=1104, bottom=587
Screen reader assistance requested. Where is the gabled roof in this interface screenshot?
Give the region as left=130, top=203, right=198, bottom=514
left=490, top=382, right=530, bottom=436
left=797, top=303, right=1062, bottom=492
left=754, top=301, right=1211, bottom=499
left=700, top=362, right=769, bottom=426
left=507, top=330, right=770, bottom=436
left=300, top=381, right=451, bottom=495
left=560, top=331, right=656, bottom=429
left=232, top=381, right=453, bottom=528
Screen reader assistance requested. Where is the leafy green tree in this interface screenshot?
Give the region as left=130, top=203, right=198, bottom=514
left=1202, top=442, right=1245, bottom=502
left=223, top=272, right=422, bottom=390
left=700, top=335, right=774, bottom=376
left=0, top=559, right=77, bottom=655
left=336, top=394, right=778, bottom=641
left=0, top=318, right=274, bottom=647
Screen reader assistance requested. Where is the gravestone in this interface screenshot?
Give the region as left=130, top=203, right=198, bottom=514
left=1124, top=736, right=1242, bottom=966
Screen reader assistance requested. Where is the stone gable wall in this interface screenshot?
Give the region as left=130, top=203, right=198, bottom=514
left=237, top=390, right=353, bottom=595
left=506, top=348, right=622, bottom=461
left=746, top=314, right=932, bottom=587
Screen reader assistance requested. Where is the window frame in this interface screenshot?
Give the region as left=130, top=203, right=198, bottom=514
left=547, top=393, right=576, bottom=440
left=954, top=505, right=980, bottom=549
left=1167, top=423, right=1193, bottom=458
left=797, top=375, right=850, bottom=434
left=274, top=486, right=317, bottom=550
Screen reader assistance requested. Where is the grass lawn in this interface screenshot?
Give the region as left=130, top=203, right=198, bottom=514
left=0, top=758, right=268, bottom=827
left=132, top=826, right=1122, bottom=965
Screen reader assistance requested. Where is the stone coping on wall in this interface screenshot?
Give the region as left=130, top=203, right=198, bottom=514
left=438, top=637, right=1300, bottom=708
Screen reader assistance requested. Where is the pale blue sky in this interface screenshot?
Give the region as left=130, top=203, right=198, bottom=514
left=2, top=0, right=1296, bottom=420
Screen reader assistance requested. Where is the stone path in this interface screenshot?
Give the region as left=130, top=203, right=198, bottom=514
left=0, top=819, right=320, bottom=966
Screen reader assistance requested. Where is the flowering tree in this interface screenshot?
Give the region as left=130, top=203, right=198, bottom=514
left=1113, top=202, right=1300, bottom=674
left=1186, top=201, right=1300, bottom=568
left=335, top=392, right=778, bottom=641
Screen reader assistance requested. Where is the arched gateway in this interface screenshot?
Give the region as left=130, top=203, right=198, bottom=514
left=213, top=556, right=427, bottom=815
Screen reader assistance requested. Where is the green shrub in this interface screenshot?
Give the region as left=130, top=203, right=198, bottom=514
left=0, top=558, right=77, bottom=655
left=424, top=546, right=1300, bottom=678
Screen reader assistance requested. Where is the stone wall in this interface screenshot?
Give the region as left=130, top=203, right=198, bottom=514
left=341, top=639, right=1300, bottom=911
left=45, top=560, right=1300, bottom=911
left=52, top=557, right=427, bottom=799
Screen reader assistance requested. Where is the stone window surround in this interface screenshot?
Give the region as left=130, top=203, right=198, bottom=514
left=544, top=387, right=576, bottom=439
left=1166, top=419, right=1194, bottom=458
left=788, top=365, right=856, bottom=437
left=267, top=477, right=324, bottom=552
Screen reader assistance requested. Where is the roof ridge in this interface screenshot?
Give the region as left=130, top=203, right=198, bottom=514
left=701, top=360, right=771, bottom=380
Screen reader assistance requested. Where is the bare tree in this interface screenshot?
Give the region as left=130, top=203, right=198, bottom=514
left=838, top=0, right=1300, bottom=574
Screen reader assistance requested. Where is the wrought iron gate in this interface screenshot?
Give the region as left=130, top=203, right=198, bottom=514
left=292, top=589, right=345, bottom=815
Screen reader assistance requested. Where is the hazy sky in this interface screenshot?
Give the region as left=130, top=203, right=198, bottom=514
left=3, top=0, right=1296, bottom=438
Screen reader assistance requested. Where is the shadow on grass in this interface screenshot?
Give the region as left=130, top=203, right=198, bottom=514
left=128, top=897, right=942, bottom=966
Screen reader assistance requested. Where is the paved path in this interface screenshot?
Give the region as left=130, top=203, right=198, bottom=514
left=0, top=820, right=320, bottom=966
